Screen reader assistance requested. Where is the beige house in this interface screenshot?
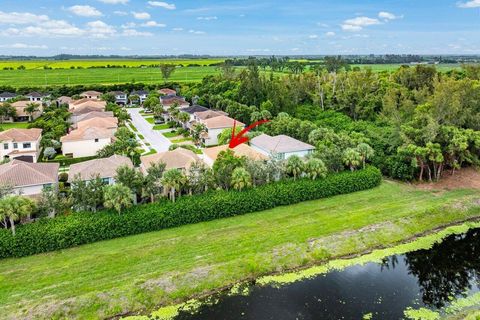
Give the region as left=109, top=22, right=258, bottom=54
left=69, top=98, right=106, bottom=111
left=57, top=96, right=73, bottom=106
left=71, top=111, right=114, bottom=127
left=77, top=117, right=118, bottom=133
left=140, top=148, right=201, bottom=173
left=61, top=127, right=114, bottom=158
left=7, top=101, right=43, bottom=122
left=80, top=91, right=102, bottom=100
left=0, top=128, right=42, bottom=163
left=0, top=160, right=59, bottom=197
left=200, top=116, right=244, bottom=147
left=68, top=155, right=133, bottom=184
left=203, top=144, right=268, bottom=167
left=250, top=134, right=315, bottom=160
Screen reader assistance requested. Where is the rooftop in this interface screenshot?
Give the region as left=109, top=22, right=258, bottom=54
left=140, top=148, right=201, bottom=171
left=68, top=155, right=133, bottom=182
left=250, top=134, right=315, bottom=154
left=203, top=144, right=268, bottom=163
left=0, top=160, right=58, bottom=187
left=0, top=128, right=42, bottom=142
left=180, top=104, right=209, bottom=114
left=60, top=127, right=114, bottom=142
left=202, top=115, right=244, bottom=129
left=77, top=117, right=118, bottom=130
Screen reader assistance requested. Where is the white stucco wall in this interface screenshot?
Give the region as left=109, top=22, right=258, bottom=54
left=0, top=137, right=41, bottom=162
left=62, top=138, right=111, bottom=158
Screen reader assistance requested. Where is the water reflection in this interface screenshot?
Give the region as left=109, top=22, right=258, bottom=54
left=174, top=229, right=480, bottom=319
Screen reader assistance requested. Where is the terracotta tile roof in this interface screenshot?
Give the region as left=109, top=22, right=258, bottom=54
left=0, top=128, right=42, bottom=142
left=68, top=155, right=133, bottom=182
left=60, top=127, right=114, bottom=142
left=161, top=95, right=188, bottom=106
left=77, top=117, right=118, bottom=130
left=158, top=88, right=176, bottom=95
left=80, top=91, right=102, bottom=96
left=69, top=99, right=106, bottom=110
left=203, top=144, right=268, bottom=163
left=140, top=148, right=201, bottom=172
left=0, top=160, right=58, bottom=187
left=71, top=104, right=106, bottom=116
left=194, top=110, right=227, bottom=120
left=74, top=111, right=114, bottom=123
left=57, top=96, right=73, bottom=105
left=250, top=134, right=315, bottom=154
left=202, top=115, right=244, bottom=129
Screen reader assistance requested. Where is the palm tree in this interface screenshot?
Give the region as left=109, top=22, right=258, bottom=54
left=285, top=155, right=304, bottom=180
left=178, top=111, right=190, bottom=129
left=343, top=148, right=362, bottom=171
left=161, top=169, right=187, bottom=202
left=142, top=162, right=166, bottom=202
left=231, top=167, right=252, bottom=191
left=128, top=94, right=140, bottom=106
left=25, top=102, right=40, bottom=122
left=0, top=195, right=35, bottom=235
left=191, top=123, right=207, bottom=146
left=356, top=143, right=375, bottom=169
left=305, top=158, right=327, bottom=180
left=0, top=102, right=16, bottom=124
left=103, top=184, right=133, bottom=214
left=168, top=102, right=180, bottom=122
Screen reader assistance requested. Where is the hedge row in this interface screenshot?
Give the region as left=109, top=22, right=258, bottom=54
left=0, top=167, right=382, bottom=259
left=42, top=155, right=97, bottom=167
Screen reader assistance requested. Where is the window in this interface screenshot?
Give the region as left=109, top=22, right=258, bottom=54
left=102, top=178, right=110, bottom=184
left=23, top=143, right=31, bottom=149
left=94, top=138, right=99, bottom=142
left=13, top=143, right=18, bottom=149
left=3, top=143, right=8, bottom=150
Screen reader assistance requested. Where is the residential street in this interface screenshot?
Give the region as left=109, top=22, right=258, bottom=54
left=127, top=108, right=171, bottom=152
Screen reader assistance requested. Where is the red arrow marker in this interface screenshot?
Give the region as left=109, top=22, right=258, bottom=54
left=229, top=119, right=270, bottom=149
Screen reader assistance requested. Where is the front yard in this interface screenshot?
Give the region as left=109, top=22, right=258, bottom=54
left=1, top=181, right=479, bottom=319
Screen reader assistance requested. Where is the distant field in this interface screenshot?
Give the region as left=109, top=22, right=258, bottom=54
left=0, top=58, right=225, bottom=70
left=352, top=63, right=461, bottom=72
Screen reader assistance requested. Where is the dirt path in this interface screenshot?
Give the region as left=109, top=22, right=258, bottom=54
left=415, top=167, right=480, bottom=190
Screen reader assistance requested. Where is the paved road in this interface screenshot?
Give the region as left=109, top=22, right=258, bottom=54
left=127, top=108, right=171, bottom=152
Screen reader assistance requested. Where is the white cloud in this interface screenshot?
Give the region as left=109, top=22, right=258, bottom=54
left=122, top=29, right=153, bottom=36
left=120, top=46, right=131, bottom=51
left=0, top=11, right=49, bottom=24
left=197, top=16, right=217, bottom=20
left=172, top=27, right=183, bottom=31
left=86, top=20, right=116, bottom=38
left=113, top=10, right=128, bottom=16
left=141, top=21, right=166, bottom=27
left=341, top=16, right=380, bottom=31
left=98, top=0, right=129, bottom=4
left=121, top=22, right=136, bottom=28
left=457, top=0, right=480, bottom=8
left=68, top=5, right=103, bottom=17
left=378, top=11, right=402, bottom=20
left=148, top=1, right=176, bottom=10
left=325, top=31, right=335, bottom=37
left=188, top=29, right=206, bottom=34
left=308, top=34, right=318, bottom=39
left=132, top=12, right=151, bottom=20
left=0, top=43, right=48, bottom=49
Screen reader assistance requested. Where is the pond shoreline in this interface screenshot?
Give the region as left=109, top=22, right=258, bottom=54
left=119, top=215, right=480, bottom=320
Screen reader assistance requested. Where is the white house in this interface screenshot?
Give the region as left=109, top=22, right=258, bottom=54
left=0, top=160, right=59, bottom=197
left=200, top=115, right=244, bottom=147
left=0, top=92, right=16, bottom=102
left=110, top=91, right=128, bottom=105
left=26, top=92, right=48, bottom=102
left=250, top=134, right=315, bottom=160
left=68, top=155, right=133, bottom=184
left=0, top=128, right=42, bottom=163
left=60, top=127, right=114, bottom=158
left=131, top=90, right=149, bottom=104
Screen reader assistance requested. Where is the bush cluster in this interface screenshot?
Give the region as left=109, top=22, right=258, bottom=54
left=0, top=167, right=381, bottom=259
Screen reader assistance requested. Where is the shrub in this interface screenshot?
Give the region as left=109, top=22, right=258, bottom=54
left=0, top=167, right=382, bottom=259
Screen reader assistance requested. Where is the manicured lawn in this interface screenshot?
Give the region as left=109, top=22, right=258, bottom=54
left=153, top=123, right=170, bottom=130
left=162, top=131, right=179, bottom=138
left=137, top=134, right=145, bottom=140
left=1, top=181, right=479, bottom=319
left=0, top=122, right=30, bottom=130
left=144, top=117, right=155, bottom=124
left=170, top=137, right=192, bottom=143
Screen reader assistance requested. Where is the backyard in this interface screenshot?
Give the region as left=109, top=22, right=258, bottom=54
left=1, top=181, right=479, bottom=319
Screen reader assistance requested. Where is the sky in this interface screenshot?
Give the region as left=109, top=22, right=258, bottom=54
left=0, top=0, right=479, bottom=56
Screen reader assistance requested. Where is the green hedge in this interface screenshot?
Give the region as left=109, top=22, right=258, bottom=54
left=42, top=155, right=97, bottom=167
left=0, top=167, right=381, bottom=259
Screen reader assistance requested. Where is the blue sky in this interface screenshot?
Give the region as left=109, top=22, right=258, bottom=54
left=0, top=0, right=479, bottom=56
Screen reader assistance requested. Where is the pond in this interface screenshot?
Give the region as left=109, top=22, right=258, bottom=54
left=174, top=228, right=480, bottom=320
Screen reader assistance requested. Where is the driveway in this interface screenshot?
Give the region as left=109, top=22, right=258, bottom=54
left=127, top=108, right=171, bottom=152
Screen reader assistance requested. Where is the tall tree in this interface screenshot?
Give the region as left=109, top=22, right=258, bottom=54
left=0, top=195, right=35, bottom=235
left=231, top=167, right=252, bottom=190
left=161, top=169, right=187, bottom=202
left=160, top=64, right=176, bottom=83
left=103, top=184, right=133, bottom=214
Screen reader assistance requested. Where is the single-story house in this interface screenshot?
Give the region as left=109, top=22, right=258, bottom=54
left=26, top=92, right=48, bottom=102
left=158, top=88, right=176, bottom=96
left=0, top=128, right=42, bottom=163
left=56, top=96, right=73, bottom=106
left=140, top=148, right=201, bottom=173
left=250, top=134, right=315, bottom=160
left=0, top=92, right=16, bottom=102
left=161, top=95, right=189, bottom=109
left=71, top=111, right=114, bottom=127
left=68, top=155, right=133, bottom=184
left=131, top=90, right=149, bottom=104
left=200, top=116, right=244, bottom=147
left=194, top=110, right=227, bottom=122
left=109, top=91, right=128, bottom=105
left=69, top=98, right=106, bottom=111
left=203, top=144, right=268, bottom=167
left=60, top=127, right=114, bottom=158
left=80, top=91, right=102, bottom=100
left=77, top=117, right=118, bottom=133
left=10, top=101, right=43, bottom=121
left=0, top=160, right=59, bottom=197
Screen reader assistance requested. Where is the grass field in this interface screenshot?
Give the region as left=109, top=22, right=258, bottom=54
left=0, top=122, right=30, bottom=129
left=352, top=63, right=461, bottom=72
left=1, top=181, right=479, bottom=319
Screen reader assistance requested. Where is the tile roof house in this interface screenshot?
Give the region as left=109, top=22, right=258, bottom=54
left=250, top=134, right=315, bottom=160
left=0, top=92, right=17, bottom=102
left=60, top=127, right=114, bottom=158
left=56, top=96, right=73, bottom=106
left=10, top=100, right=43, bottom=121
left=80, top=91, right=102, bottom=100
left=160, top=95, right=189, bottom=109
left=193, top=110, right=228, bottom=121
left=77, top=117, right=118, bottom=132
left=0, top=160, right=59, bottom=197
left=0, top=128, right=42, bottom=163
left=203, top=144, right=268, bottom=166
left=71, top=111, right=114, bottom=127
left=69, top=98, right=106, bottom=111
left=200, top=116, right=245, bottom=146
left=158, top=88, right=176, bottom=96
left=140, top=148, right=201, bottom=173
left=68, top=155, right=133, bottom=184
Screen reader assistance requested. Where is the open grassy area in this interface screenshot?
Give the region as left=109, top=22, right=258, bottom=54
left=0, top=181, right=479, bottom=319
left=153, top=124, right=170, bottom=130
left=162, top=131, right=179, bottom=138
left=0, top=122, right=30, bottom=130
